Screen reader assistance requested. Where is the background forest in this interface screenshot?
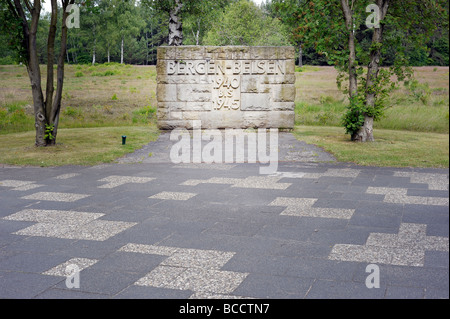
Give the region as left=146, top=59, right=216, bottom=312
left=1, top=0, right=448, bottom=66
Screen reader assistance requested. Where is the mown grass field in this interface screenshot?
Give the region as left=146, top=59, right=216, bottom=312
left=0, top=63, right=158, bottom=133
left=0, top=63, right=448, bottom=168
left=294, top=66, right=449, bottom=133
left=0, top=126, right=160, bottom=167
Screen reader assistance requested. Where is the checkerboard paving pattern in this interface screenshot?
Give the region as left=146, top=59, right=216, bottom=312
left=0, top=163, right=448, bottom=299
left=3, top=209, right=136, bottom=241
left=393, top=172, right=449, bottom=190
left=43, top=258, right=99, bottom=276
left=181, top=176, right=291, bottom=190
left=329, top=223, right=449, bottom=267
left=97, top=175, right=155, bottom=189
left=302, top=168, right=361, bottom=179
left=150, top=191, right=198, bottom=201
left=367, top=187, right=449, bottom=206
left=0, top=180, right=43, bottom=191
left=54, top=173, right=81, bottom=180
left=21, top=192, right=90, bottom=202
left=120, top=243, right=248, bottom=296
left=269, top=197, right=354, bottom=219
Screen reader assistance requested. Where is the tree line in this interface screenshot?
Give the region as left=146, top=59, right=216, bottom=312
left=1, top=0, right=448, bottom=66
left=1, top=0, right=448, bottom=146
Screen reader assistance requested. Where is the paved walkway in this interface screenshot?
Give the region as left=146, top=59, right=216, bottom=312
left=0, top=133, right=448, bottom=299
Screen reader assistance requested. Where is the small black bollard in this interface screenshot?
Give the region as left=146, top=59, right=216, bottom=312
left=122, top=136, right=127, bottom=145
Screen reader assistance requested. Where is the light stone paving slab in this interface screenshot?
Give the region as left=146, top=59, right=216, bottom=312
left=269, top=197, right=354, bottom=219
left=43, top=258, right=99, bottom=277
left=150, top=191, right=198, bottom=201
left=3, top=209, right=103, bottom=224
left=302, top=168, right=361, bottom=179
left=180, top=176, right=291, bottom=190
left=3, top=209, right=136, bottom=241
left=393, top=172, right=449, bottom=190
left=269, top=172, right=306, bottom=179
left=173, top=163, right=237, bottom=171
left=0, top=180, right=34, bottom=188
left=165, top=268, right=247, bottom=294
left=268, top=168, right=360, bottom=180
left=98, top=176, right=156, bottom=189
left=120, top=243, right=248, bottom=296
left=14, top=222, right=81, bottom=238
left=60, top=220, right=137, bottom=241
left=12, top=184, right=44, bottom=191
left=0, top=180, right=43, bottom=191
left=21, top=192, right=90, bottom=202
left=136, top=265, right=186, bottom=288
left=329, top=223, right=449, bottom=267
left=54, top=173, right=81, bottom=180
left=367, top=187, right=449, bottom=206
left=189, top=292, right=252, bottom=299
left=161, top=249, right=235, bottom=269
left=120, top=243, right=178, bottom=256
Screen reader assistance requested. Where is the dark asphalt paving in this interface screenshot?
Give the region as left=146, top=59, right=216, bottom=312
left=0, top=132, right=448, bottom=301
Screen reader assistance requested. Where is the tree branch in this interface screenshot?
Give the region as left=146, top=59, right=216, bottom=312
left=24, top=0, right=32, bottom=12
left=6, top=0, right=19, bottom=18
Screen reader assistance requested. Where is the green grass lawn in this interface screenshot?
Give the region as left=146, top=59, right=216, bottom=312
left=294, top=126, right=449, bottom=168
left=294, top=66, right=449, bottom=134
left=0, top=64, right=448, bottom=168
left=0, top=126, right=159, bottom=167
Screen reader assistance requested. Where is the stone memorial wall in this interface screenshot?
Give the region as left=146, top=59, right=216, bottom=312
left=156, top=46, right=296, bottom=129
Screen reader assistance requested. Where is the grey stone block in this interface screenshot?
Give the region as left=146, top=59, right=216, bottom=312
left=157, top=46, right=295, bottom=129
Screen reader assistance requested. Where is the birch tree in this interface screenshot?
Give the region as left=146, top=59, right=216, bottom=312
left=298, top=0, right=448, bottom=142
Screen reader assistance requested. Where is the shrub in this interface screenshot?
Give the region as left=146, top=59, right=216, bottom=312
left=0, top=56, right=16, bottom=65
left=63, top=106, right=82, bottom=117
left=406, top=79, right=431, bottom=105
left=0, top=103, right=33, bottom=131
left=132, top=105, right=156, bottom=124
left=92, top=70, right=117, bottom=77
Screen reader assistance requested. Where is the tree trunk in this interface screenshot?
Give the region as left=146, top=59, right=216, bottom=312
left=45, top=0, right=58, bottom=123
left=352, top=0, right=389, bottom=142
left=107, top=47, right=110, bottom=63
left=145, top=32, right=149, bottom=65
left=71, top=37, right=77, bottom=63
left=298, top=42, right=303, bottom=67
left=352, top=115, right=374, bottom=142
left=48, top=0, right=73, bottom=145
left=168, top=0, right=183, bottom=46
left=340, top=0, right=358, bottom=98
left=92, top=26, right=96, bottom=66
left=92, top=39, right=96, bottom=66
left=19, top=1, right=47, bottom=147
left=11, top=0, right=73, bottom=147
left=121, top=36, right=124, bottom=64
